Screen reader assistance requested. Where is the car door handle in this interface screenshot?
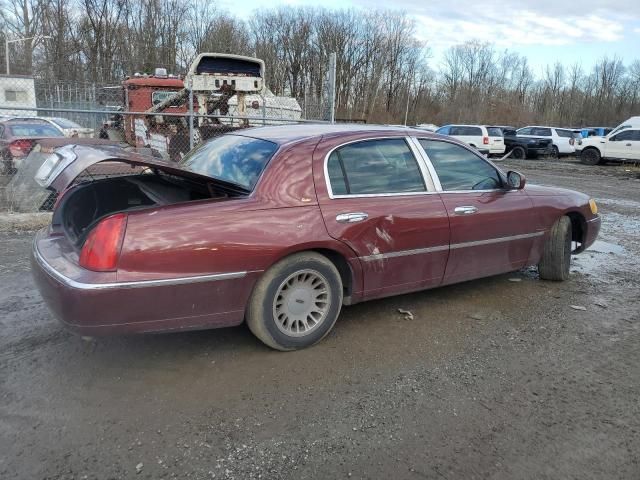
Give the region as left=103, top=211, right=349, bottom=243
left=626, top=143, right=632, bottom=146
left=336, top=212, right=369, bottom=223
left=454, top=206, right=478, bottom=215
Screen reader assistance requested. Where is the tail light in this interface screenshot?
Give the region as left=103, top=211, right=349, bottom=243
left=79, top=213, right=128, bottom=272
left=9, top=139, right=34, bottom=157
left=569, top=138, right=575, bottom=146
left=483, top=136, right=489, bottom=145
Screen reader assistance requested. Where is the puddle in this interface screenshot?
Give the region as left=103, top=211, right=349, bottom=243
left=572, top=240, right=625, bottom=276
left=588, top=240, right=625, bottom=255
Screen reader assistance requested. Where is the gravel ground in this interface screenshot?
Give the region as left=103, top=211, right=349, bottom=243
left=1, top=157, right=639, bottom=479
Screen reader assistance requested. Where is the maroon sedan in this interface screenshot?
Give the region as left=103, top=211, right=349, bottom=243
left=31, top=125, right=600, bottom=350
left=1, top=119, right=64, bottom=174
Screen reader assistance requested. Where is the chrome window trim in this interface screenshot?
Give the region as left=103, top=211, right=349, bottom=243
left=412, top=136, right=510, bottom=194
left=358, top=231, right=544, bottom=261
left=33, top=240, right=249, bottom=291
left=406, top=136, right=440, bottom=191
left=323, top=136, right=435, bottom=199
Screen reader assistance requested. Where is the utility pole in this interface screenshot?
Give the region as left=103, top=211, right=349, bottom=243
left=328, top=53, right=336, bottom=124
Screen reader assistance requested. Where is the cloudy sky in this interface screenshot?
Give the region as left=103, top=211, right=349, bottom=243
left=222, top=0, right=640, bottom=73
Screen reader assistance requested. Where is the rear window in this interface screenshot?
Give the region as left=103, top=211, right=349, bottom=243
left=180, top=134, right=278, bottom=190
left=556, top=129, right=573, bottom=138
left=8, top=124, right=64, bottom=137
left=486, top=127, right=503, bottom=137
left=531, top=127, right=552, bottom=136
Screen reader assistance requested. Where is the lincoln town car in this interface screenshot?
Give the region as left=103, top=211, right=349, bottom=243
left=31, top=125, right=601, bottom=350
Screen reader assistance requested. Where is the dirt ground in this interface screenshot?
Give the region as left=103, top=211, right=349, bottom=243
left=1, top=157, right=639, bottom=479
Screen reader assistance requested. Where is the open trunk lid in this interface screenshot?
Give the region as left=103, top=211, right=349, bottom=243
left=35, top=141, right=224, bottom=193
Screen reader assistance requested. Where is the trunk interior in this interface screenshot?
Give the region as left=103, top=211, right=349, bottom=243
left=53, top=172, right=244, bottom=248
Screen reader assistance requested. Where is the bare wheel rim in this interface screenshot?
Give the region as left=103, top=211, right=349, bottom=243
left=272, top=269, right=331, bottom=337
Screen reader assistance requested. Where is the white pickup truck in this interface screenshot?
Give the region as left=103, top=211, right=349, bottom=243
left=579, top=116, right=640, bottom=165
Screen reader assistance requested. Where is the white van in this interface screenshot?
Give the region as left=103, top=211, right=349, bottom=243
left=607, top=116, right=640, bottom=137
left=435, top=124, right=505, bottom=155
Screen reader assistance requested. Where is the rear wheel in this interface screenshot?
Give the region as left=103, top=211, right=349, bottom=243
left=510, top=146, right=526, bottom=159
left=550, top=145, right=559, bottom=159
left=538, top=216, right=572, bottom=281
left=580, top=148, right=601, bottom=166
left=246, top=252, right=343, bottom=350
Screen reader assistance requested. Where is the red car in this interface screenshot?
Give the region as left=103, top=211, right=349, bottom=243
left=31, top=125, right=600, bottom=350
left=1, top=119, right=65, bottom=174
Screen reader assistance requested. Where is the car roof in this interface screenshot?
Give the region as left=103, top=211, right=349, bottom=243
left=440, top=124, right=486, bottom=128
left=233, top=123, right=437, bottom=146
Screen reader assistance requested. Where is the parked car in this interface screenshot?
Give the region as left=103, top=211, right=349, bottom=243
left=44, top=117, right=94, bottom=138
left=579, top=128, right=640, bottom=165
left=31, top=125, right=600, bottom=350
left=9, top=116, right=94, bottom=138
left=516, top=126, right=576, bottom=157
left=435, top=124, right=505, bottom=155
left=0, top=119, right=65, bottom=174
left=491, top=126, right=553, bottom=159
left=414, top=123, right=439, bottom=132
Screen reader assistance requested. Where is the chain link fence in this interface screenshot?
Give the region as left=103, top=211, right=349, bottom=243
left=0, top=73, right=334, bottom=214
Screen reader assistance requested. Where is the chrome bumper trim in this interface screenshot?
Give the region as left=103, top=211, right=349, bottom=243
left=33, top=238, right=247, bottom=290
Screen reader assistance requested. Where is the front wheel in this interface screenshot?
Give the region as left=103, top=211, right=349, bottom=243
left=538, top=216, right=572, bottom=281
left=246, top=252, right=343, bottom=350
left=580, top=148, right=601, bottom=166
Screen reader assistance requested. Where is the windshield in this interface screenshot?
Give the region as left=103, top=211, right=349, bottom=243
left=8, top=124, right=64, bottom=137
left=179, top=134, right=278, bottom=190
left=608, top=124, right=630, bottom=137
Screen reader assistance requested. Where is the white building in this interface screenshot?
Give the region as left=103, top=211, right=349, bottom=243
left=0, top=75, right=37, bottom=116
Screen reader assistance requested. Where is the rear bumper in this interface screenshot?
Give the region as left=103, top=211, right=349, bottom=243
left=31, top=230, right=255, bottom=336
left=489, top=145, right=506, bottom=154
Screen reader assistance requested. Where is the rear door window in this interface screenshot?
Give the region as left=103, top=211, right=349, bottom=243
left=532, top=128, right=552, bottom=136
left=327, top=138, right=426, bottom=195
left=517, top=127, right=532, bottom=135
left=453, top=126, right=481, bottom=136
left=419, top=139, right=502, bottom=191
left=556, top=129, right=572, bottom=138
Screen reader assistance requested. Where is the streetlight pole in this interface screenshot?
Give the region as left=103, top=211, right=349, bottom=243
left=5, top=35, right=52, bottom=75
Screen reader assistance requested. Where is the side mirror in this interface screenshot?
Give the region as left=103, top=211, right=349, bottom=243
left=507, top=170, right=526, bottom=190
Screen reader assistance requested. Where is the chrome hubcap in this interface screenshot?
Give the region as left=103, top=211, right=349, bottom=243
left=273, top=269, right=330, bottom=337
